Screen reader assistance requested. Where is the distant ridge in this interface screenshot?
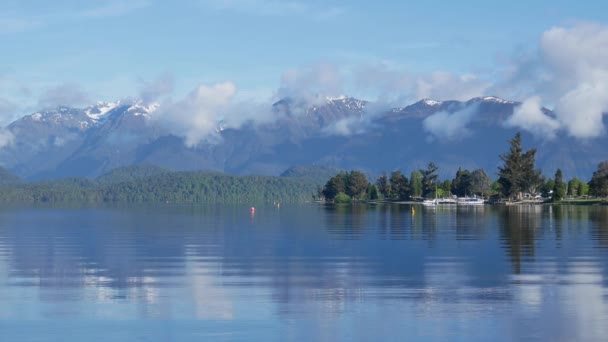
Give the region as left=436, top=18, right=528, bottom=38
left=96, top=164, right=171, bottom=184
left=0, top=95, right=605, bottom=180
left=0, top=166, right=23, bottom=186
left=280, top=165, right=342, bottom=184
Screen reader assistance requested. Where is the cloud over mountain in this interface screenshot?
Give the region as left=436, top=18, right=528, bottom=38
left=0, top=128, right=13, bottom=148
left=0, top=97, right=17, bottom=124
left=423, top=103, right=480, bottom=141
left=505, top=23, right=608, bottom=139
left=37, top=83, right=91, bottom=109
left=505, top=96, right=560, bottom=140
left=352, top=63, right=490, bottom=103
left=139, top=73, right=174, bottom=103
left=153, top=81, right=237, bottom=146
left=277, top=63, right=344, bottom=106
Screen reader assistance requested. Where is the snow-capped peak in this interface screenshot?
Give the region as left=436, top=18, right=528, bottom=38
left=323, top=95, right=366, bottom=111
left=127, top=102, right=160, bottom=117
left=421, top=99, right=442, bottom=106
left=85, top=101, right=119, bottom=121
left=478, top=96, right=514, bottom=104
left=325, top=95, right=348, bottom=102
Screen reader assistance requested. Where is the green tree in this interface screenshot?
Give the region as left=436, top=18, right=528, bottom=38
left=322, top=173, right=346, bottom=200
left=420, top=162, right=439, bottom=198
left=334, top=192, right=351, bottom=204
left=367, top=183, right=379, bottom=200
left=497, top=132, right=542, bottom=200
left=435, top=188, right=446, bottom=198
left=542, top=178, right=555, bottom=198
left=314, top=185, right=324, bottom=201
left=441, top=179, right=452, bottom=196
left=567, top=177, right=581, bottom=197
left=491, top=180, right=502, bottom=196
left=376, top=172, right=390, bottom=199
left=470, top=169, right=491, bottom=196
left=389, top=171, right=410, bottom=200
left=346, top=171, right=368, bottom=200
left=552, top=169, right=566, bottom=202
left=451, top=168, right=472, bottom=197
left=578, top=181, right=590, bottom=197
left=589, top=161, right=608, bottom=197
left=409, top=171, right=423, bottom=198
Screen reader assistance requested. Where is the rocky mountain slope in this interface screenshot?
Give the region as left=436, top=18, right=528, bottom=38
left=0, top=96, right=605, bottom=181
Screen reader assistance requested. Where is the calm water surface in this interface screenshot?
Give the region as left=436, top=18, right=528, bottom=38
left=1, top=204, right=608, bottom=341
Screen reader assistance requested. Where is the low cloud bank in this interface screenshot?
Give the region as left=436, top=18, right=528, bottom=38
left=423, top=103, right=480, bottom=141
left=505, top=23, right=608, bottom=139
left=505, top=96, right=560, bottom=140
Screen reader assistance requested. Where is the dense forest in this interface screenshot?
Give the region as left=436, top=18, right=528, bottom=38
left=1, top=133, right=607, bottom=205
left=0, top=165, right=321, bottom=204
left=319, top=132, right=608, bottom=203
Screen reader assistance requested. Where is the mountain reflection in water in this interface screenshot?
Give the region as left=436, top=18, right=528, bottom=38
left=0, top=204, right=607, bottom=341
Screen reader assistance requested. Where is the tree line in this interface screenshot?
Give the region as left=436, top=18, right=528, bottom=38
left=320, top=132, right=608, bottom=203
left=0, top=170, right=321, bottom=204
left=1, top=132, right=607, bottom=205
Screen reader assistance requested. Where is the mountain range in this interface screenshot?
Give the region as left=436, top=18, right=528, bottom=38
left=0, top=95, right=605, bottom=181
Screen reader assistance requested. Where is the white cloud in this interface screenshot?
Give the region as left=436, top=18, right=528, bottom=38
left=323, top=116, right=362, bottom=136
left=422, top=103, right=480, bottom=141
left=152, top=80, right=287, bottom=146
left=504, top=23, right=608, bottom=139
left=505, top=96, right=561, bottom=139
left=0, top=128, right=14, bottom=149
left=554, top=81, right=608, bottom=138
left=276, top=63, right=343, bottom=105
left=352, top=63, right=490, bottom=103
left=321, top=101, right=388, bottom=137
left=415, top=72, right=490, bottom=102
left=138, top=73, right=174, bottom=103
left=0, top=97, right=18, bottom=125
left=542, top=24, right=608, bottom=139
left=540, top=24, right=608, bottom=85
left=153, top=82, right=237, bottom=146
left=37, top=83, right=91, bottom=109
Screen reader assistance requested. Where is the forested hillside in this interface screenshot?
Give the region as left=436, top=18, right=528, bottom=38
left=0, top=166, right=321, bottom=204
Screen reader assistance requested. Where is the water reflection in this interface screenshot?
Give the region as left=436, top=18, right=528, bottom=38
left=0, top=204, right=607, bottom=341
left=498, top=206, right=542, bottom=274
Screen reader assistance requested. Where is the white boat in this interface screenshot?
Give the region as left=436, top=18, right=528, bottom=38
left=437, top=197, right=457, bottom=204
left=422, top=199, right=437, bottom=206
left=457, top=197, right=485, bottom=205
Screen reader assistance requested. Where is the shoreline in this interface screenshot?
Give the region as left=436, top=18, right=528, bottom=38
left=319, top=199, right=608, bottom=206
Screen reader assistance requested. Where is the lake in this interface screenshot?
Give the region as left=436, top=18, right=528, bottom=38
left=1, top=204, right=607, bottom=341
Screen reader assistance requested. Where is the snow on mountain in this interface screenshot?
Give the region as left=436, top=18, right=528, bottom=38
left=422, top=99, right=442, bottom=106
left=127, top=102, right=160, bottom=117
left=324, top=96, right=366, bottom=111
left=84, top=101, right=120, bottom=121
left=325, top=95, right=348, bottom=101
left=389, top=98, right=447, bottom=117
left=4, top=94, right=603, bottom=181
left=474, top=96, right=516, bottom=104
left=22, top=106, right=85, bottom=127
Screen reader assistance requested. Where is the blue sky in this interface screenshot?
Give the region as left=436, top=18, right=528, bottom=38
left=1, top=0, right=608, bottom=122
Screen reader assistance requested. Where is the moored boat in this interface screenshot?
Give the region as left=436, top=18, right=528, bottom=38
left=457, top=197, right=485, bottom=205
left=422, top=199, right=437, bottom=206
left=437, top=197, right=457, bottom=204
